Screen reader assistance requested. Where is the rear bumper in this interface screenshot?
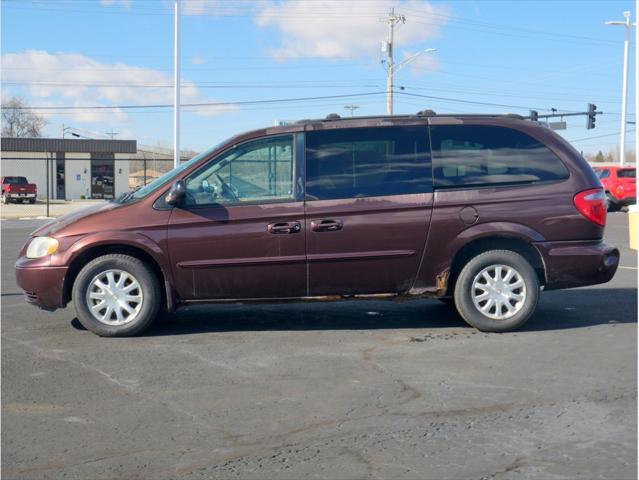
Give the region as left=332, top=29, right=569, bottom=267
left=534, top=240, right=619, bottom=290
left=15, top=260, right=68, bottom=310
left=7, top=193, right=36, bottom=199
left=608, top=193, right=636, bottom=207
left=616, top=197, right=636, bottom=207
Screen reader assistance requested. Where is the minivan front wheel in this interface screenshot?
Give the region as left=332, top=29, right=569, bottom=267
left=72, top=254, right=161, bottom=336
left=453, top=250, right=539, bottom=332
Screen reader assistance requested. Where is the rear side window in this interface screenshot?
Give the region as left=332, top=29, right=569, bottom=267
left=305, top=126, right=431, bottom=201
left=618, top=169, right=636, bottom=178
left=596, top=169, right=610, bottom=179
left=430, top=125, right=569, bottom=188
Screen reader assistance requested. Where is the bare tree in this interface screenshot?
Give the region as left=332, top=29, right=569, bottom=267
left=1, top=97, right=47, bottom=137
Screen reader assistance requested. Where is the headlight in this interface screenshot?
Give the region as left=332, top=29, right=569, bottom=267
left=26, top=237, right=60, bottom=259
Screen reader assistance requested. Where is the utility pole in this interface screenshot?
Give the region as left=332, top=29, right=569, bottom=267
left=344, top=105, right=360, bottom=116
left=106, top=129, right=119, bottom=140
left=606, top=10, right=632, bottom=166
left=384, top=7, right=405, bottom=115
left=173, top=0, right=181, bottom=168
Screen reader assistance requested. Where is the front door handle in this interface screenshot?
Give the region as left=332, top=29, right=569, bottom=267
left=311, top=219, right=343, bottom=232
left=268, top=222, right=301, bottom=234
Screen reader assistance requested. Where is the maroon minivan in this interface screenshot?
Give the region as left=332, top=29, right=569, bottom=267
left=15, top=113, right=619, bottom=336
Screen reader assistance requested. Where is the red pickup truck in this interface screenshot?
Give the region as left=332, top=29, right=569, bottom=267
left=1, top=176, right=37, bottom=204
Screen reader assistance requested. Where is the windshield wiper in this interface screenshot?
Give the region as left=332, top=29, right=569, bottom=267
left=118, top=185, right=141, bottom=203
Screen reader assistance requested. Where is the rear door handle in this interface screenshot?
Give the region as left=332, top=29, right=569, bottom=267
left=311, top=219, right=343, bottom=232
left=268, top=222, right=301, bottom=234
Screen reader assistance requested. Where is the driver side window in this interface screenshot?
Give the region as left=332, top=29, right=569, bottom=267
left=183, top=135, right=294, bottom=207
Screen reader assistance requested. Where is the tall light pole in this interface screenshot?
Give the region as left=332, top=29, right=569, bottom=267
left=384, top=46, right=436, bottom=115
left=381, top=9, right=436, bottom=116
left=606, top=10, right=632, bottom=166
left=173, top=0, right=181, bottom=168
left=383, top=8, right=405, bottom=115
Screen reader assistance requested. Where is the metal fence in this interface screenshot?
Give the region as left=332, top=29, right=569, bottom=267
left=1, top=157, right=175, bottom=219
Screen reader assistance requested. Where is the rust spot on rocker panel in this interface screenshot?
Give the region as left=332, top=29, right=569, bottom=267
left=435, top=270, right=451, bottom=295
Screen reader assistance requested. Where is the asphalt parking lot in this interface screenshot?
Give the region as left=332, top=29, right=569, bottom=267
left=1, top=213, right=637, bottom=480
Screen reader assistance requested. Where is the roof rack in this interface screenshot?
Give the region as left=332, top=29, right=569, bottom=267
left=293, top=110, right=526, bottom=124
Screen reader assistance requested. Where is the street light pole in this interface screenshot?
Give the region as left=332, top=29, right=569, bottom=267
left=173, top=0, right=181, bottom=169
left=382, top=9, right=435, bottom=116
left=384, top=8, right=404, bottom=116
left=606, top=11, right=632, bottom=166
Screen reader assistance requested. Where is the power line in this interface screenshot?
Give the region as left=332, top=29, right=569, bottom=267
left=2, top=1, right=620, bottom=47
left=404, top=7, right=617, bottom=46
left=4, top=91, right=388, bottom=111
left=3, top=81, right=382, bottom=89
left=568, top=130, right=636, bottom=143
left=395, top=91, right=546, bottom=112
left=4, top=78, right=627, bottom=106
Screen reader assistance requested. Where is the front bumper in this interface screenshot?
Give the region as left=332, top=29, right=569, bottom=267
left=15, top=258, right=68, bottom=310
left=534, top=240, right=619, bottom=290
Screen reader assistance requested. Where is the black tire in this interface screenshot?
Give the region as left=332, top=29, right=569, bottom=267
left=606, top=193, right=619, bottom=212
left=453, top=250, right=539, bottom=332
left=28, top=198, right=35, bottom=204
left=72, top=254, right=161, bottom=337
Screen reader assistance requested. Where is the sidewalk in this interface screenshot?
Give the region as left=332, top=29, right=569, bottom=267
left=0, top=199, right=108, bottom=220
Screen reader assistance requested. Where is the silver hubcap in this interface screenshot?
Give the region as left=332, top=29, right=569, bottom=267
left=86, top=269, right=143, bottom=325
left=471, top=264, right=526, bottom=320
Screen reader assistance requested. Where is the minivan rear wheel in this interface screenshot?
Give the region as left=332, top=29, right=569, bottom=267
left=72, top=254, right=161, bottom=337
left=453, top=250, right=539, bottom=332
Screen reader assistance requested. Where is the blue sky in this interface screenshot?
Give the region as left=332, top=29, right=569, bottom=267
left=1, top=0, right=635, bottom=155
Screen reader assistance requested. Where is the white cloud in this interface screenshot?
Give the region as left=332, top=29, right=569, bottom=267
left=191, top=55, right=207, bottom=65
left=254, top=0, right=450, bottom=60
left=1, top=50, right=234, bottom=124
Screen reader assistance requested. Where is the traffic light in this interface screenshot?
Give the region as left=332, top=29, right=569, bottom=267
left=587, top=103, right=597, bottom=129
left=530, top=110, right=538, bottom=122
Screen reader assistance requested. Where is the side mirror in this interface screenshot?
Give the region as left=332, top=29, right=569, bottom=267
left=165, top=180, right=186, bottom=206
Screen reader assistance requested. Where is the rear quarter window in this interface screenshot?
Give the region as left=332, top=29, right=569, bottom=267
left=430, top=125, right=569, bottom=188
left=617, top=169, right=636, bottom=178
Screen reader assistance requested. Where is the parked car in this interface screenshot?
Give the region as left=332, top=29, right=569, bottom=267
left=593, top=166, right=636, bottom=211
left=2, top=176, right=37, bottom=204
left=15, top=112, right=619, bottom=336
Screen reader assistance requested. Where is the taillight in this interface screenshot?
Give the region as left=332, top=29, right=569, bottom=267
left=574, top=188, right=607, bottom=226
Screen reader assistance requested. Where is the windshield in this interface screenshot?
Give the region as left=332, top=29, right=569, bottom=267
left=129, top=143, right=223, bottom=201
